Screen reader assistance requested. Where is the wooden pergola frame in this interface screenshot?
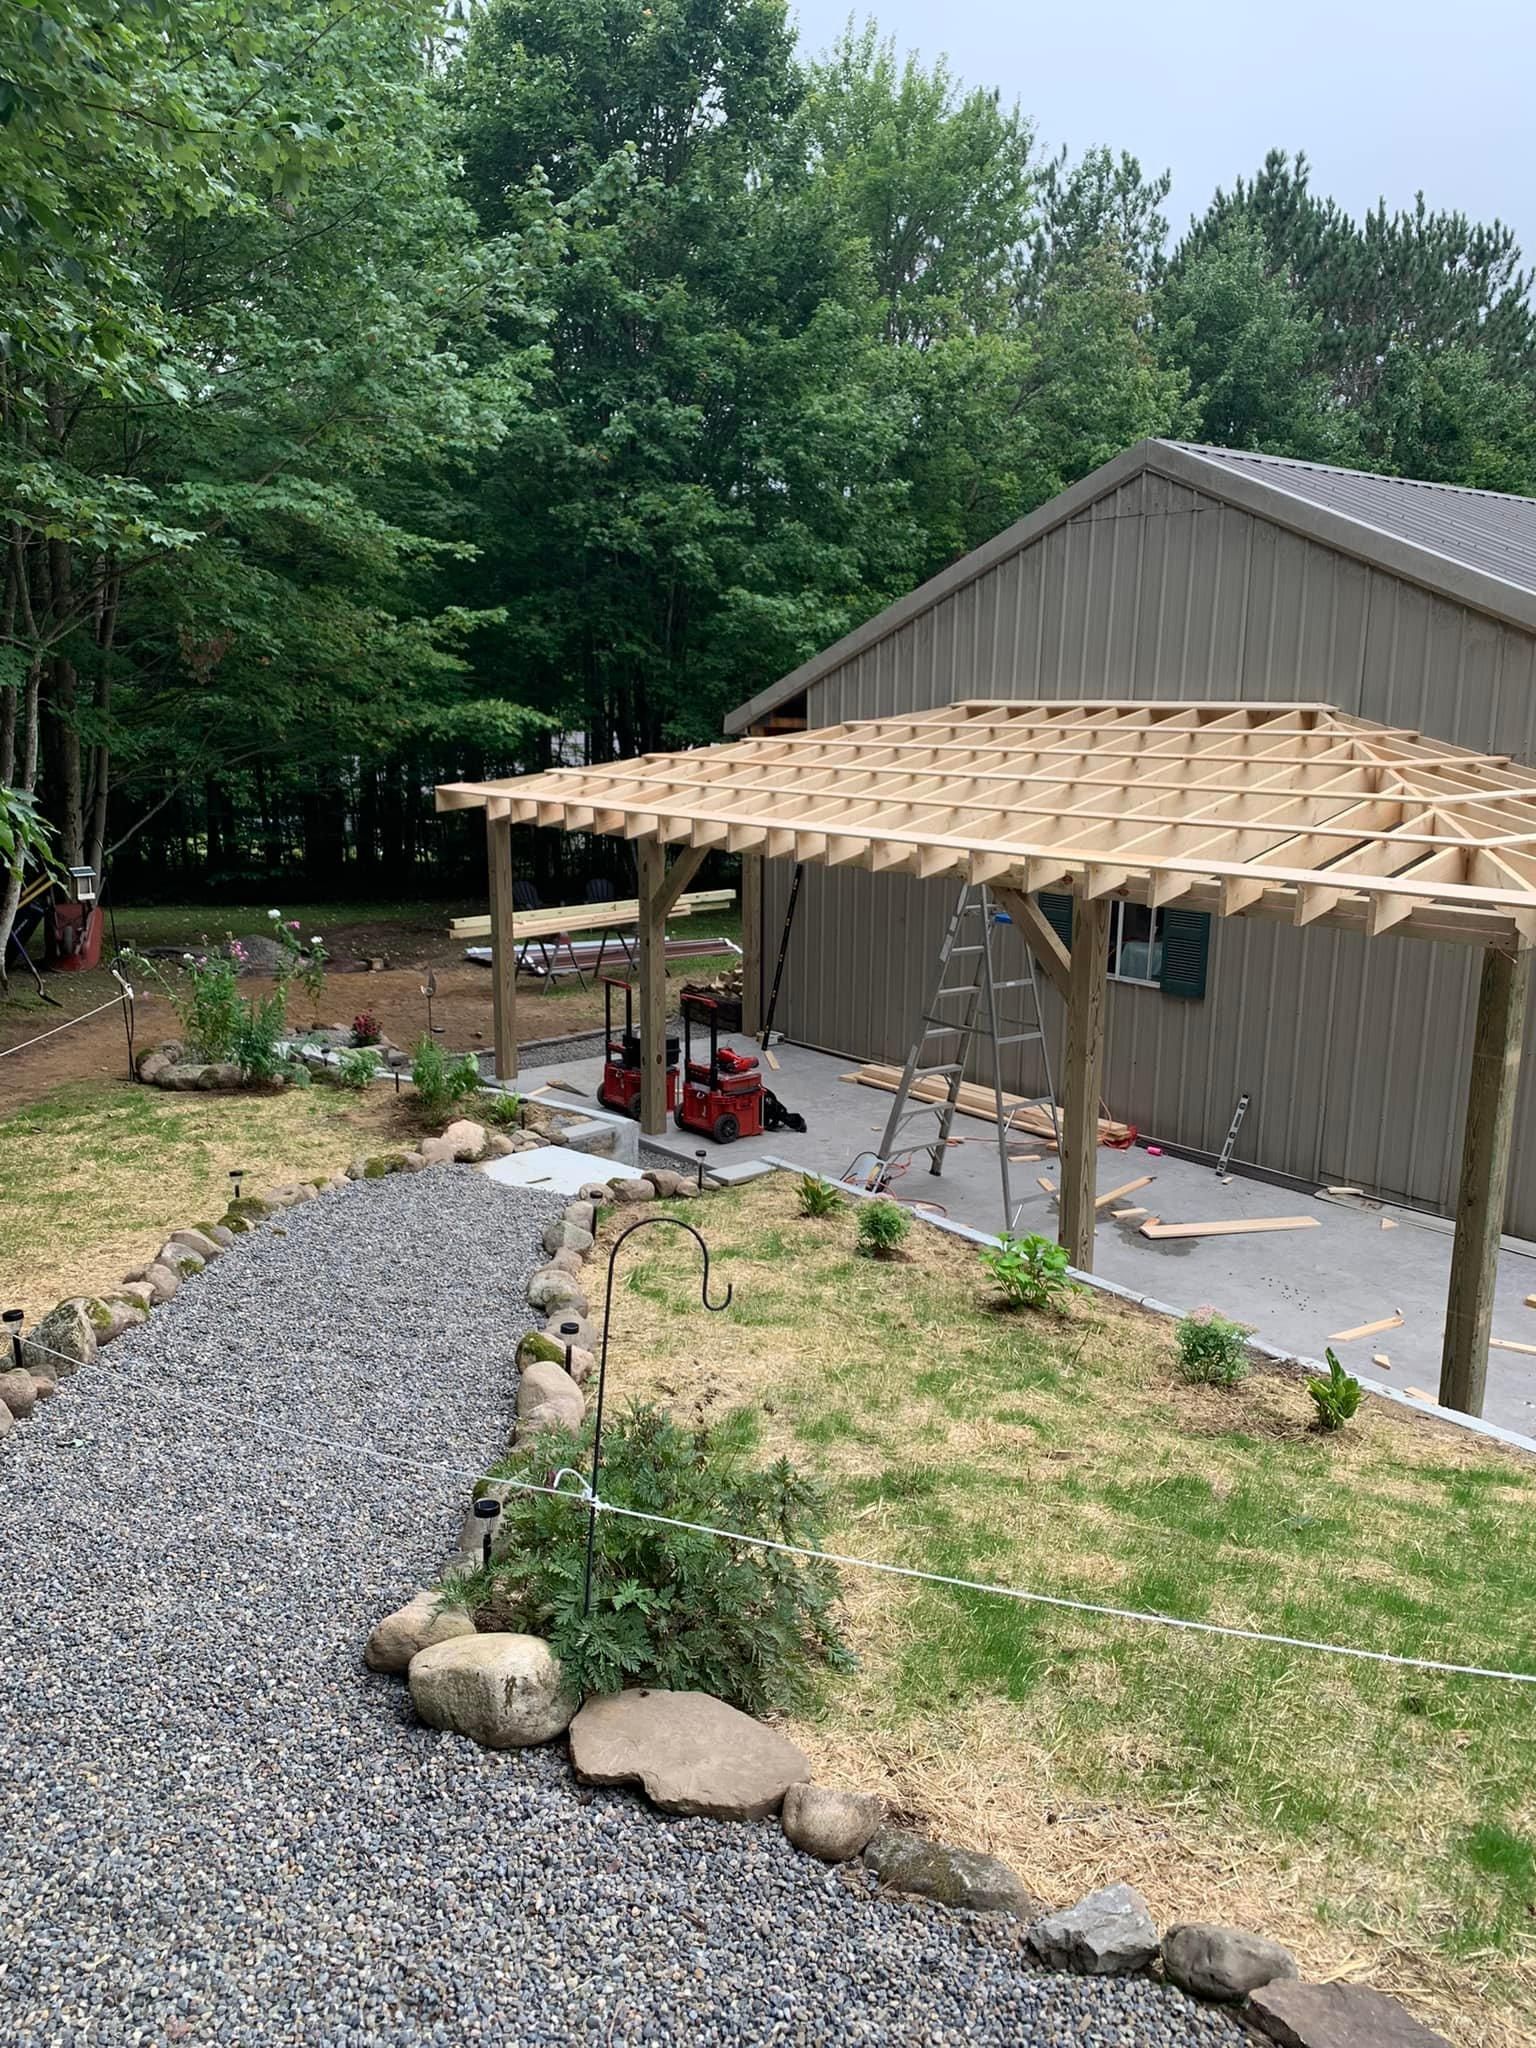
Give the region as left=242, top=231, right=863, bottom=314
left=438, top=699, right=1536, bottom=1420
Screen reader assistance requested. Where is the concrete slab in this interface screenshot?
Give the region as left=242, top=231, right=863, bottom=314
left=481, top=1148, right=646, bottom=1195
left=512, top=1034, right=1536, bottom=1442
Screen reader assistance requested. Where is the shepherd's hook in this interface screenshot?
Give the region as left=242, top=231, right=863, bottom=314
left=581, top=1217, right=732, bottom=1616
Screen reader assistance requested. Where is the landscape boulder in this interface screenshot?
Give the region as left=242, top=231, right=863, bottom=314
left=526, top=1267, right=588, bottom=1315
left=141, top=1262, right=182, bottom=1305
left=544, top=1313, right=598, bottom=1355
left=545, top=1247, right=586, bottom=1278
left=363, top=1591, right=476, bottom=1675
left=1026, top=1883, right=1159, bottom=1975
left=608, top=1178, right=656, bottom=1205
left=0, top=1369, right=37, bottom=1420
left=157, top=1243, right=206, bottom=1279
left=561, top=1201, right=597, bottom=1236
left=408, top=1633, right=576, bottom=1748
left=116, top=1282, right=155, bottom=1315
left=862, top=1829, right=1041, bottom=1916
left=569, top=1688, right=809, bottom=1820
left=136, top=1051, right=171, bottom=1084
left=21, top=1301, right=98, bottom=1378
left=423, top=1119, right=488, bottom=1166
left=515, top=1361, right=586, bottom=1437
left=263, top=1182, right=317, bottom=1208
left=0, top=1403, right=11, bottom=1443
left=643, top=1169, right=692, bottom=1197
left=165, top=1226, right=220, bottom=1261
left=1246, top=1981, right=1452, bottom=2048
left=781, top=1783, right=884, bottom=1863
left=485, top=1133, right=516, bottom=1158
left=542, top=1218, right=594, bottom=1259
left=577, top=1182, right=613, bottom=1203
left=1162, top=1923, right=1297, bottom=2003
left=29, top=1373, right=57, bottom=1401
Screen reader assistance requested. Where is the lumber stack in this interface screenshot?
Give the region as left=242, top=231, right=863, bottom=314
left=841, top=1064, right=1132, bottom=1147
left=449, top=888, right=735, bottom=942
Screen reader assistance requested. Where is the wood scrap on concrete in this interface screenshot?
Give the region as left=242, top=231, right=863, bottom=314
left=1327, top=1311, right=1404, bottom=1344
left=1094, top=1174, right=1153, bottom=1210
left=1138, top=1215, right=1320, bottom=1241
left=1372, top=1353, right=1392, bottom=1368
left=1489, top=1337, right=1536, bottom=1355
left=840, top=1065, right=1131, bottom=1145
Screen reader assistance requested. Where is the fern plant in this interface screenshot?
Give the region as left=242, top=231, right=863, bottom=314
left=980, top=1231, right=1076, bottom=1312
left=1308, top=1347, right=1363, bottom=1431
left=441, top=1404, right=852, bottom=1715
left=797, top=1173, right=843, bottom=1218
left=475, top=1089, right=526, bottom=1129
left=856, top=1197, right=910, bottom=1257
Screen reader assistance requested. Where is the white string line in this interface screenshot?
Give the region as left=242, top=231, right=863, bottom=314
left=0, top=994, right=127, bottom=1059
left=22, top=1340, right=1536, bottom=1688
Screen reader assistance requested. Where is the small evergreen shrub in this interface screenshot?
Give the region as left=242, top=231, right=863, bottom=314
left=1308, top=1347, right=1363, bottom=1431
left=856, top=1197, right=910, bottom=1258
left=797, top=1173, right=843, bottom=1218
left=980, top=1231, right=1076, bottom=1312
left=411, top=1035, right=481, bottom=1117
left=443, top=1404, right=852, bottom=1715
left=1175, top=1309, right=1250, bottom=1386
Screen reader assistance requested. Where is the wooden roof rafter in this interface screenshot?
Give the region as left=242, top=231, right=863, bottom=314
left=437, top=700, right=1536, bottom=948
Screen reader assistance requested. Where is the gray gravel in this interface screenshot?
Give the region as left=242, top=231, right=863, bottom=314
left=0, top=1169, right=1247, bottom=2048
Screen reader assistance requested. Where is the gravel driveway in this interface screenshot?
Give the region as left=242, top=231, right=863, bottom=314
left=0, top=1169, right=1247, bottom=2047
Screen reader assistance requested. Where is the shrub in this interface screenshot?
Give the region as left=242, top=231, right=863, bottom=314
left=1308, top=1347, right=1363, bottom=1431
left=1175, top=1309, right=1251, bottom=1386
left=229, top=988, right=289, bottom=1081
left=337, top=1046, right=380, bottom=1091
left=797, top=1173, right=843, bottom=1218
left=411, top=1035, right=481, bottom=1117
left=856, top=1197, right=910, bottom=1258
left=981, top=1231, right=1076, bottom=1312
left=351, top=1011, right=382, bottom=1047
left=476, top=1089, right=525, bottom=1129
left=443, top=1404, right=852, bottom=1715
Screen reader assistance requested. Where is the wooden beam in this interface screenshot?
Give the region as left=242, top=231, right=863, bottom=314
left=1138, top=1214, right=1320, bottom=1239
left=486, top=812, right=518, bottom=1083
left=656, top=842, right=708, bottom=921
left=1058, top=895, right=1110, bottom=1270
left=992, top=887, right=1070, bottom=1003
left=637, top=837, right=670, bottom=1136
left=1439, top=942, right=1530, bottom=1414
left=740, top=851, right=763, bottom=1036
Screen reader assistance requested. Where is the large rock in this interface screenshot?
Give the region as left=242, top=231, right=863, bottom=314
left=136, top=1050, right=171, bottom=1084
left=643, top=1169, right=692, bottom=1197
left=168, top=1227, right=223, bottom=1262
left=561, top=1201, right=597, bottom=1235
left=408, top=1632, right=576, bottom=1748
left=542, top=1218, right=594, bottom=1259
left=419, top=1119, right=488, bottom=1167
left=141, top=1262, right=181, bottom=1305
left=526, top=1267, right=589, bottom=1315
left=863, top=1829, right=1041, bottom=1916
left=21, top=1301, right=97, bottom=1378
left=1246, top=1981, right=1452, bottom=2048
left=88, top=1296, right=147, bottom=1344
left=29, top=1372, right=57, bottom=1402
left=544, top=1313, right=598, bottom=1354
left=1026, top=1883, right=1160, bottom=1975
left=1162, top=1924, right=1297, bottom=2003
left=0, top=1368, right=37, bottom=1419
left=0, top=1403, right=11, bottom=1443
left=157, top=1242, right=206, bottom=1279
left=116, top=1282, right=155, bottom=1315
left=363, top=1591, right=476, bottom=1675
left=569, top=1688, right=810, bottom=1820
left=515, top=1361, right=585, bottom=1438
left=781, top=1783, right=884, bottom=1863
left=608, top=1178, right=656, bottom=1205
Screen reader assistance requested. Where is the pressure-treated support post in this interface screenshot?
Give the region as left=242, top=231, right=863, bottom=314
left=1058, top=894, right=1110, bottom=1271
left=637, top=837, right=668, bottom=1135
left=1439, top=940, right=1530, bottom=1415
left=740, top=852, right=764, bottom=1037
left=487, top=811, right=518, bottom=1083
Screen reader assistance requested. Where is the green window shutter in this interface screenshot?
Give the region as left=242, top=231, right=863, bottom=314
left=1158, top=908, right=1211, bottom=999
left=1038, top=891, right=1073, bottom=947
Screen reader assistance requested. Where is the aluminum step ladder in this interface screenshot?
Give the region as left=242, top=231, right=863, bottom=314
left=876, top=883, right=1060, bottom=1233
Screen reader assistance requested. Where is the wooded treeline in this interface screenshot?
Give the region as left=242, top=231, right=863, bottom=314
left=3, top=0, right=1535, bottom=935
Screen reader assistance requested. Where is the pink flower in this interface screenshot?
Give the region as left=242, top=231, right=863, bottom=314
left=288, top=920, right=301, bottom=930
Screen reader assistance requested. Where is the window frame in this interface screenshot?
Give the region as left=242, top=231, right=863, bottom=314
left=1106, top=899, right=1165, bottom=989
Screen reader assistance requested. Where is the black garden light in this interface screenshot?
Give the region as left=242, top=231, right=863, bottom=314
left=4, top=1308, right=24, bottom=1372
left=421, top=970, right=441, bottom=1039
left=472, top=1494, right=502, bottom=1568
left=551, top=1316, right=584, bottom=1369
left=229, top=1168, right=245, bottom=1204
left=695, top=1149, right=708, bottom=1191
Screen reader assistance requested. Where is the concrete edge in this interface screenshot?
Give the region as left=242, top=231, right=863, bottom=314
left=755, top=1154, right=1536, bottom=1463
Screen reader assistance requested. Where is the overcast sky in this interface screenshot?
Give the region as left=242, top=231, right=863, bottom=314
left=790, top=0, right=1534, bottom=265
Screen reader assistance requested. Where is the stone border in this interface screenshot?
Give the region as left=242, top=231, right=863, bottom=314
left=363, top=1161, right=1454, bottom=2048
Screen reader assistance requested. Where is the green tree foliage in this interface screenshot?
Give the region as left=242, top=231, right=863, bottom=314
left=449, top=0, right=919, bottom=754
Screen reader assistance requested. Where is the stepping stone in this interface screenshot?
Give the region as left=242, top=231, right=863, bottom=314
left=1247, top=1981, right=1452, bottom=2048
left=569, top=1688, right=809, bottom=1820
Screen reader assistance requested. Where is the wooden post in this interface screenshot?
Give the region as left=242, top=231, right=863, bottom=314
left=1439, top=941, right=1530, bottom=1414
left=740, top=852, right=764, bottom=1036
left=1058, top=894, right=1110, bottom=1270
left=637, top=835, right=668, bottom=1135
left=487, top=811, right=517, bottom=1083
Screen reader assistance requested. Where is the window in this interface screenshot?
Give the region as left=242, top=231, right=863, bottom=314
left=1108, top=900, right=1164, bottom=986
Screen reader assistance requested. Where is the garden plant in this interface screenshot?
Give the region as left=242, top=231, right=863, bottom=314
left=980, top=1230, right=1077, bottom=1312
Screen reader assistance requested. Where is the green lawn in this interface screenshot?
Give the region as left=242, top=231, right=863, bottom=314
left=599, top=1171, right=1536, bottom=2048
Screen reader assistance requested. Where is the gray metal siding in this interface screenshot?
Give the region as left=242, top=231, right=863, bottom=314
left=762, top=479, right=1536, bottom=1237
